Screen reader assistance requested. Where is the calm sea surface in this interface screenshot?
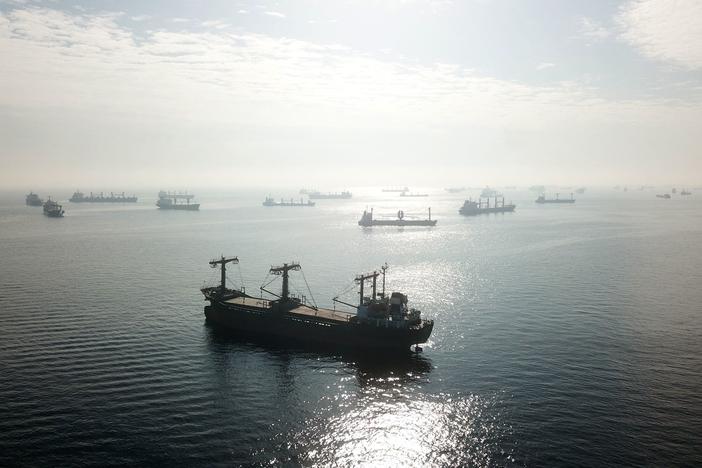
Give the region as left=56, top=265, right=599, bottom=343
left=1, top=188, right=701, bottom=467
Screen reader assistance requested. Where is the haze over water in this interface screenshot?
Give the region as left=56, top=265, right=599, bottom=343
left=3, top=0, right=702, bottom=465
left=1, top=188, right=701, bottom=466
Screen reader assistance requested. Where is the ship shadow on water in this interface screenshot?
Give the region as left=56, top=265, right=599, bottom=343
left=204, top=316, right=510, bottom=468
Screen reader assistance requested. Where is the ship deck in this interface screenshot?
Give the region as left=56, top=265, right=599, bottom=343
left=223, top=296, right=354, bottom=323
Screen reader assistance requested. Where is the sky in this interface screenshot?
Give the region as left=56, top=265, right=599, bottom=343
left=1, top=0, right=701, bottom=189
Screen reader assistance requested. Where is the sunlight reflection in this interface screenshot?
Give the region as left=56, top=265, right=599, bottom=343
left=290, top=390, right=509, bottom=467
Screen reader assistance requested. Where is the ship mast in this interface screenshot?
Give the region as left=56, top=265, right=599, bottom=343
left=270, top=262, right=301, bottom=302
left=209, top=256, right=239, bottom=291
left=355, top=270, right=380, bottom=305
left=380, top=263, right=388, bottom=299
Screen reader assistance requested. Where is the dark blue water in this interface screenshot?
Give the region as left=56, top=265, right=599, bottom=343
left=1, top=188, right=701, bottom=466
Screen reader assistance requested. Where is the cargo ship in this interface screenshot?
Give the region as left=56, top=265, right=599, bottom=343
left=400, top=192, right=429, bottom=197
left=535, top=193, right=575, bottom=204
left=308, top=191, right=352, bottom=199
left=459, top=197, right=515, bottom=216
left=70, top=191, right=137, bottom=203
left=359, top=208, right=436, bottom=227
left=681, top=189, right=691, bottom=196
left=656, top=193, right=671, bottom=199
left=382, top=187, right=409, bottom=193
left=481, top=186, right=499, bottom=198
left=201, top=257, right=434, bottom=351
left=263, top=196, right=315, bottom=207
left=25, top=192, right=43, bottom=206
left=43, top=198, right=64, bottom=217
left=157, top=191, right=200, bottom=210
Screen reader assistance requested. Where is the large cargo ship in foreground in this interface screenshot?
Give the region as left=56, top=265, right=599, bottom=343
left=202, top=258, right=433, bottom=351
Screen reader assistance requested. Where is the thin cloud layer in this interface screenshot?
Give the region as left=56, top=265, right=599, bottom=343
left=0, top=4, right=701, bottom=188
left=618, top=0, right=702, bottom=69
left=1, top=6, right=692, bottom=131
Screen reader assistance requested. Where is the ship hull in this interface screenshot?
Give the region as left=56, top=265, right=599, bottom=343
left=70, top=199, right=137, bottom=203
left=157, top=203, right=200, bottom=210
left=204, top=303, right=433, bottom=351
left=308, top=193, right=351, bottom=199
left=262, top=203, right=315, bottom=207
left=359, top=220, right=436, bottom=226
left=459, top=206, right=515, bottom=215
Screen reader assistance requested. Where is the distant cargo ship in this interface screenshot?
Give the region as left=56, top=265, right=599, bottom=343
left=202, top=258, right=434, bottom=351
left=681, top=189, right=691, bottom=196
left=43, top=198, right=64, bottom=217
left=70, top=191, right=137, bottom=203
left=263, top=196, right=315, bottom=207
left=382, top=187, right=409, bottom=193
left=481, top=186, right=499, bottom=198
left=656, top=193, right=671, bottom=199
left=25, top=192, right=43, bottom=206
left=157, top=191, right=200, bottom=210
left=535, top=193, right=575, bottom=204
left=400, top=192, right=428, bottom=197
left=459, top=197, right=515, bottom=216
left=359, top=208, right=436, bottom=227
left=308, top=191, right=352, bottom=199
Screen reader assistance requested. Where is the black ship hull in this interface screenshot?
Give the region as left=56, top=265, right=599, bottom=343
left=204, top=303, right=433, bottom=351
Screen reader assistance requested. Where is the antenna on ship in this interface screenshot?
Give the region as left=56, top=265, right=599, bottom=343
left=269, top=262, right=301, bottom=302
left=380, top=263, right=388, bottom=299
left=209, top=256, right=239, bottom=292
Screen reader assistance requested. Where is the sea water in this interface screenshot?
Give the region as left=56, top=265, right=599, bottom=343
left=1, top=188, right=701, bottom=466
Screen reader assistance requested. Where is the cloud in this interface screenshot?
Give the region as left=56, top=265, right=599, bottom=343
left=617, top=0, right=702, bottom=69
left=264, top=11, right=286, bottom=18
left=130, top=14, right=150, bottom=22
left=536, top=62, right=555, bottom=71
left=201, top=19, right=229, bottom=29
left=1, top=6, right=699, bottom=132
left=1, top=6, right=701, bottom=187
left=580, top=17, right=610, bottom=43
